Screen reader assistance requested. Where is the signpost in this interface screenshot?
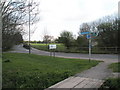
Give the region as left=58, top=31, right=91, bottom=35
left=86, top=34, right=91, bottom=39
left=88, top=33, right=92, bottom=62
left=80, top=32, right=90, bottom=35
left=49, top=44, right=56, bottom=50
left=49, top=44, right=57, bottom=57
left=80, top=31, right=99, bottom=62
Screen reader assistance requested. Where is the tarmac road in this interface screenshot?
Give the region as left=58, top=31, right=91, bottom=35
left=9, top=44, right=119, bottom=63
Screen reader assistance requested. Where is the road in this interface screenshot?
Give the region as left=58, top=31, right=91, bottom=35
left=9, top=44, right=119, bottom=63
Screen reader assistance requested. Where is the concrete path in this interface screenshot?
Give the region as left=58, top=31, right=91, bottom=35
left=47, top=62, right=116, bottom=89
left=75, top=62, right=113, bottom=80
left=46, top=77, right=104, bottom=89
left=8, top=45, right=119, bottom=89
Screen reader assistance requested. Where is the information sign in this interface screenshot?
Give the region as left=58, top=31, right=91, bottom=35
left=49, top=44, right=56, bottom=49
left=86, top=34, right=91, bottom=39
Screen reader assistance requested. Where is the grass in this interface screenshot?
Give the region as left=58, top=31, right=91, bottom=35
left=31, top=43, right=117, bottom=54
left=101, top=78, right=120, bottom=89
left=31, top=43, right=66, bottom=52
left=109, top=62, right=120, bottom=72
left=3, top=53, right=100, bottom=89
left=31, top=43, right=88, bottom=53
left=100, top=62, right=120, bottom=89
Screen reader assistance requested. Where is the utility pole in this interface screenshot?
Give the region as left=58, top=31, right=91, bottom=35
left=28, top=2, right=32, bottom=54
left=118, top=1, right=120, bottom=19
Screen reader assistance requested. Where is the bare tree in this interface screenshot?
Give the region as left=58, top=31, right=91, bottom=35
left=80, top=23, right=91, bottom=32
left=1, top=0, right=40, bottom=50
left=43, top=35, right=54, bottom=44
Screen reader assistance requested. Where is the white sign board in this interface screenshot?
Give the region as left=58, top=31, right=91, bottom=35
left=49, top=44, right=56, bottom=49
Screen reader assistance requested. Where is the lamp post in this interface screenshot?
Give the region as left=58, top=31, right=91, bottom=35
left=28, top=2, right=32, bottom=54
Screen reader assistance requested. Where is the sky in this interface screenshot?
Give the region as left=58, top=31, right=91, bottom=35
left=24, top=0, right=119, bottom=41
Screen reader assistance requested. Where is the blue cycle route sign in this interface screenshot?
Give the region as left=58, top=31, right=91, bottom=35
left=86, top=34, right=91, bottom=39
left=79, top=31, right=99, bottom=62
left=80, top=32, right=90, bottom=35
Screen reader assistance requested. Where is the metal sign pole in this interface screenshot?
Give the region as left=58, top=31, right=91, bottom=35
left=54, top=50, right=55, bottom=57
left=89, top=33, right=92, bottom=62
left=50, top=50, right=52, bottom=56
left=89, top=38, right=91, bottom=62
left=80, top=30, right=99, bottom=62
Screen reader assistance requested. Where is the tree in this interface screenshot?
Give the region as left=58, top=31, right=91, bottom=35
left=97, top=17, right=118, bottom=47
left=77, top=23, right=91, bottom=48
left=79, top=15, right=118, bottom=48
left=1, top=0, right=39, bottom=51
left=79, top=23, right=90, bottom=33
left=76, top=36, right=88, bottom=47
left=58, top=30, right=74, bottom=49
left=43, top=35, right=54, bottom=44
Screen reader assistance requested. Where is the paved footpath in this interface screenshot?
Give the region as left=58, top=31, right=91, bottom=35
left=46, top=62, right=114, bottom=89
left=8, top=45, right=119, bottom=89
left=46, top=77, right=104, bottom=89
left=75, top=62, right=113, bottom=80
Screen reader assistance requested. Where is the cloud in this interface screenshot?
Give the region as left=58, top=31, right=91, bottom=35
left=25, top=0, right=119, bottom=41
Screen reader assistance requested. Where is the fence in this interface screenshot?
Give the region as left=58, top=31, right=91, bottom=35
left=78, top=47, right=119, bottom=54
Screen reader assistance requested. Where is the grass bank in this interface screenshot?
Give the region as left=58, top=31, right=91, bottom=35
left=31, top=43, right=117, bottom=54
left=101, top=62, right=120, bottom=89
left=101, top=78, right=120, bottom=89
left=31, top=43, right=66, bottom=52
left=109, top=62, right=120, bottom=72
left=3, top=53, right=100, bottom=89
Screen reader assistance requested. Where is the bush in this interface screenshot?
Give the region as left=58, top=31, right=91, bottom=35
left=2, top=33, right=23, bottom=51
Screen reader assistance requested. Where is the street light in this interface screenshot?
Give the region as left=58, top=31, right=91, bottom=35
left=28, top=2, right=32, bottom=54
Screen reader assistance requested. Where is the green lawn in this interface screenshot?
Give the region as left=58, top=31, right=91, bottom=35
left=31, top=43, right=66, bottom=52
left=31, top=43, right=116, bottom=54
left=109, top=62, right=120, bottom=72
left=101, top=78, right=120, bottom=89
left=3, top=53, right=100, bottom=88
left=31, top=43, right=88, bottom=53
left=100, top=62, right=120, bottom=89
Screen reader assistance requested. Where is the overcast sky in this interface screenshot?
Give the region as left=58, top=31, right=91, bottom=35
left=24, top=0, right=119, bottom=41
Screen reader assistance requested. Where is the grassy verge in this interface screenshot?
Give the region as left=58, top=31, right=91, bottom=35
left=101, top=78, right=120, bottom=89
left=100, top=62, right=120, bottom=89
left=3, top=53, right=100, bottom=89
left=31, top=43, right=66, bottom=52
left=31, top=43, right=117, bottom=54
left=109, top=63, right=120, bottom=72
